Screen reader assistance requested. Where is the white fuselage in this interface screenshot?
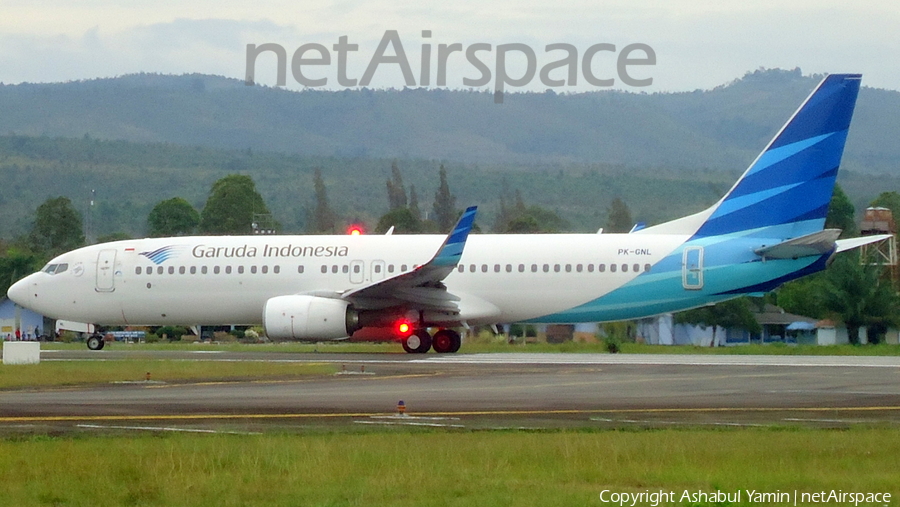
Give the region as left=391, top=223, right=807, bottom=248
left=9, top=232, right=687, bottom=328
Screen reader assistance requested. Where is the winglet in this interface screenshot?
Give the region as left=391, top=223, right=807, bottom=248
left=432, top=206, right=477, bottom=267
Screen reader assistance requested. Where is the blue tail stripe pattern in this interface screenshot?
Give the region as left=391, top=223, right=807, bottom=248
left=694, top=74, right=861, bottom=239
left=528, top=74, right=862, bottom=324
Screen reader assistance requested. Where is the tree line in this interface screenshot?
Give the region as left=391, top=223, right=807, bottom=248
left=3, top=164, right=899, bottom=347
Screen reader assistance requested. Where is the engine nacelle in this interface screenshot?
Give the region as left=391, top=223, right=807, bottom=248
left=263, top=295, right=359, bottom=340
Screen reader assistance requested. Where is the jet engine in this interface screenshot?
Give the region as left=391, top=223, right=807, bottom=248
left=263, top=295, right=359, bottom=340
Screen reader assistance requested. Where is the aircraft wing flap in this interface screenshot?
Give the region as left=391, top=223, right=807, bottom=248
left=341, top=207, right=476, bottom=310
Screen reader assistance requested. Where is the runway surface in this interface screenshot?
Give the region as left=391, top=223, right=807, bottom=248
left=3, top=350, right=900, bottom=433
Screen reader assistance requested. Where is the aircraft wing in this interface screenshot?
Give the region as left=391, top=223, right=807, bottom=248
left=340, top=206, right=477, bottom=311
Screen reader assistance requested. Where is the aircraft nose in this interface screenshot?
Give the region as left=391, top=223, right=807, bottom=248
left=7, top=274, right=36, bottom=306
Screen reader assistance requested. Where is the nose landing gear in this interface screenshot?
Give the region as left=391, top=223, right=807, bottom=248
left=86, top=334, right=106, bottom=351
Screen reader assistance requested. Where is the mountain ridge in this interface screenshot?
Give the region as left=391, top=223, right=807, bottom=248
left=2, top=68, right=898, bottom=174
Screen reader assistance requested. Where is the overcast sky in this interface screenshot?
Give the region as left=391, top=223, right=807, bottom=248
left=1, top=0, right=897, bottom=92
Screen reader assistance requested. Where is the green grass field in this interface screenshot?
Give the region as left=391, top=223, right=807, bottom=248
left=0, top=360, right=335, bottom=389
left=0, top=428, right=897, bottom=506
left=39, top=339, right=900, bottom=356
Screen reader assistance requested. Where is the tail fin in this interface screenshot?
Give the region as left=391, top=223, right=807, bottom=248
left=693, top=74, right=862, bottom=238
left=640, top=74, right=862, bottom=238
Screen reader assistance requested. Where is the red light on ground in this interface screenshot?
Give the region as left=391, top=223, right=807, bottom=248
left=347, top=225, right=364, bottom=235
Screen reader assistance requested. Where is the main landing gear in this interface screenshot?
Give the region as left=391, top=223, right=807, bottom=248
left=401, top=328, right=461, bottom=354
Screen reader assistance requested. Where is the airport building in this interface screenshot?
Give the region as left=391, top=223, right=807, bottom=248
left=0, top=297, right=49, bottom=340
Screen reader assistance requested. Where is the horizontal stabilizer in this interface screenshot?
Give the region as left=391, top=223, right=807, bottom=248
left=835, top=234, right=893, bottom=253
left=754, top=229, right=841, bottom=259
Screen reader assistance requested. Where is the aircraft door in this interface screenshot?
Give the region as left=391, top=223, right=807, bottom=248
left=371, top=260, right=386, bottom=282
left=350, top=260, right=365, bottom=284
left=96, top=249, right=117, bottom=292
left=682, top=246, right=704, bottom=290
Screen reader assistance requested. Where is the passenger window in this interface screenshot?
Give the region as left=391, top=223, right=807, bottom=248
left=610, top=264, right=617, bottom=273
left=353, top=265, right=360, bottom=273
left=481, top=264, right=488, bottom=273
left=633, top=263, right=640, bottom=273
left=576, top=264, right=583, bottom=272
left=458, top=265, right=464, bottom=273
left=251, top=266, right=258, bottom=274
left=599, top=264, right=606, bottom=272
left=135, top=267, right=142, bottom=275
left=622, top=264, right=628, bottom=273
left=214, top=266, right=220, bottom=274
left=321, top=265, right=327, bottom=274
left=644, top=264, right=651, bottom=272
left=518, top=264, right=525, bottom=273
left=190, top=266, right=197, bottom=274
left=469, top=264, right=476, bottom=273
left=565, top=264, right=572, bottom=272
left=374, top=265, right=382, bottom=273
left=157, top=266, right=164, bottom=275
left=226, top=266, right=232, bottom=274
left=238, top=266, right=244, bottom=274
left=330, top=265, right=337, bottom=274
left=168, top=266, right=174, bottom=275
left=401, top=264, right=408, bottom=271
left=342, top=265, right=349, bottom=274
left=388, top=265, right=395, bottom=273
left=494, top=264, right=501, bottom=273
left=201, top=266, right=208, bottom=274
left=554, top=264, right=560, bottom=273
left=543, top=264, right=549, bottom=273
left=506, top=264, right=512, bottom=273
left=531, top=264, right=538, bottom=272
left=273, top=266, right=280, bottom=274
left=298, top=265, right=304, bottom=274
left=588, top=264, right=594, bottom=272
left=179, top=266, right=186, bottom=274
left=262, top=265, right=268, bottom=274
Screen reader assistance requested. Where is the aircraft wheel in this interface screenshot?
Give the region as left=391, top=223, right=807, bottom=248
left=87, top=335, right=103, bottom=351
left=402, top=329, right=432, bottom=353
left=432, top=329, right=461, bottom=353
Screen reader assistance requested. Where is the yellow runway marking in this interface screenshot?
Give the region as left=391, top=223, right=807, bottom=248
left=3, top=405, right=900, bottom=424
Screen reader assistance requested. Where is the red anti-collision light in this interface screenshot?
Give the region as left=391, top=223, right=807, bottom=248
left=347, top=225, right=364, bottom=235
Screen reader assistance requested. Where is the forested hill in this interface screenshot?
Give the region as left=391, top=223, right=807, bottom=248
left=1, top=68, right=898, bottom=174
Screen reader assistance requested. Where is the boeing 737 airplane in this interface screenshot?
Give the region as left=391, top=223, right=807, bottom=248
left=7, top=74, right=888, bottom=352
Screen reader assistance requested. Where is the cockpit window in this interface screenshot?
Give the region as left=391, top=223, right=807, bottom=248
left=41, top=263, right=69, bottom=275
